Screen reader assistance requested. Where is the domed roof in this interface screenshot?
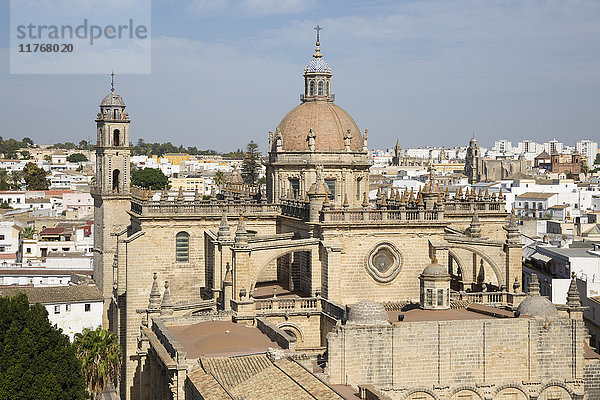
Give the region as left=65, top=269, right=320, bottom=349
left=516, top=296, right=558, bottom=319
left=347, top=301, right=389, bottom=325
left=277, top=101, right=363, bottom=151
left=421, top=259, right=449, bottom=277
left=305, top=58, right=330, bottom=73
left=100, top=92, right=125, bottom=107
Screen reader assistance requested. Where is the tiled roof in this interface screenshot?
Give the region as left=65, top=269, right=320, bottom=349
left=186, top=368, right=231, bottom=399
left=39, top=227, right=66, bottom=235
left=515, top=192, right=556, bottom=200
left=0, top=269, right=90, bottom=275
left=202, top=354, right=272, bottom=390
left=0, top=284, right=103, bottom=303
left=197, top=355, right=344, bottom=400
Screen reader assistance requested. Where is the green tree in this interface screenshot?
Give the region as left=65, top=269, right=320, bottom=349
left=9, top=170, right=24, bottom=190
left=78, top=140, right=89, bottom=150
left=67, top=153, right=88, bottom=163
left=22, top=137, right=34, bottom=147
left=214, top=170, right=225, bottom=187
left=20, top=150, right=32, bottom=160
left=0, top=293, right=87, bottom=400
left=1, top=138, right=23, bottom=159
left=74, top=327, right=122, bottom=400
left=23, top=162, right=50, bottom=190
left=131, top=168, right=169, bottom=190
left=0, top=169, right=10, bottom=191
left=44, top=155, right=52, bottom=162
left=241, top=141, right=261, bottom=185
left=594, top=153, right=600, bottom=165
left=22, top=226, right=36, bottom=239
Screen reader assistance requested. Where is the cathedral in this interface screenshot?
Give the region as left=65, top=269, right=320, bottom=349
left=92, top=32, right=598, bottom=400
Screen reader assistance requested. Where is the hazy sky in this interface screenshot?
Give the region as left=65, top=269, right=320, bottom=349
left=1, top=0, right=600, bottom=153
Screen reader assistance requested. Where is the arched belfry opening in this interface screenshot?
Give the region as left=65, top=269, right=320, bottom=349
left=112, top=169, right=121, bottom=192
left=113, top=129, right=121, bottom=146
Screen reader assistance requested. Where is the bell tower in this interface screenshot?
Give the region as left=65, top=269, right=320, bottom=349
left=92, top=73, right=132, bottom=329
left=95, top=72, right=131, bottom=194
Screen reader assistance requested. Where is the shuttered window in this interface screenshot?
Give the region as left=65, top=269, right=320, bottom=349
left=176, top=232, right=189, bottom=262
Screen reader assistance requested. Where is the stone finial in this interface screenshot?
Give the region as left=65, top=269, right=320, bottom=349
left=234, top=216, right=249, bottom=247
left=527, top=274, right=541, bottom=296
left=513, top=276, right=520, bottom=292
left=343, top=194, right=349, bottom=208
left=362, top=192, right=369, bottom=208
left=322, top=193, right=330, bottom=210
left=567, top=273, right=581, bottom=307
left=380, top=192, right=387, bottom=208
left=498, top=187, right=503, bottom=200
left=457, top=187, right=463, bottom=198
left=177, top=186, right=184, bottom=200
left=505, top=210, right=520, bottom=244
left=160, top=281, right=174, bottom=315
left=218, top=211, right=230, bottom=239
left=484, top=188, right=490, bottom=200
left=408, top=188, right=415, bottom=203
left=466, top=209, right=482, bottom=238
left=148, top=273, right=161, bottom=310
left=362, top=128, right=368, bottom=152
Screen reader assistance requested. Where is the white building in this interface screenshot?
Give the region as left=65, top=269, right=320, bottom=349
left=492, top=139, right=512, bottom=154
left=544, top=139, right=564, bottom=155
left=0, top=191, right=27, bottom=209
left=0, top=221, right=21, bottom=265
left=576, top=140, right=598, bottom=169
left=0, top=285, right=103, bottom=340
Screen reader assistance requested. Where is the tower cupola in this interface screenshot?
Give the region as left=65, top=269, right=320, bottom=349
left=302, top=25, right=333, bottom=102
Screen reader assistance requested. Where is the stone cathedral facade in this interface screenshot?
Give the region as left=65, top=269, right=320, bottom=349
left=93, top=36, right=597, bottom=400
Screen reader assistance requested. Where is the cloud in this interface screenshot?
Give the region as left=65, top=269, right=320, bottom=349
left=185, top=0, right=315, bottom=16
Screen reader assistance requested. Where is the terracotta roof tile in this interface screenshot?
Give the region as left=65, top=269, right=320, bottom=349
left=0, top=285, right=103, bottom=303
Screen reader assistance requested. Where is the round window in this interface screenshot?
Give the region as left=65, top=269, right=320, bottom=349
left=365, top=243, right=403, bottom=283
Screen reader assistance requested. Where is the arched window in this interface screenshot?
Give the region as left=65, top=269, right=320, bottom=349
left=113, top=129, right=120, bottom=146
left=309, top=81, right=315, bottom=95
left=325, top=82, right=329, bottom=96
left=112, top=169, right=120, bottom=192
left=318, top=81, right=323, bottom=95
left=113, top=109, right=118, bottom=119
left=176, top=232, right=190, bottom=262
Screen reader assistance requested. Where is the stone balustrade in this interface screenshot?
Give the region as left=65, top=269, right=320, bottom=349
left=130, top=197, right=280, bottom=217
left=451, top=291, right=527, bottom=308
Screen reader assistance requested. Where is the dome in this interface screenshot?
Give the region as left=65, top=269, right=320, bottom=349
left=305, top=58, right=330, bottom=73
left=277, top=101, right=363, bottom=151
left=516, top=296, right=558, bottom=319
left=100, top=92, right=125, bottom=107
left=421, top=260, right=449, bottom=277
left=347, top=300, right=389, bottom=325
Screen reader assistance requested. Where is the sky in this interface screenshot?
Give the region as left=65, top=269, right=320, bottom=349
left=1, top=0, right=600, bottom=153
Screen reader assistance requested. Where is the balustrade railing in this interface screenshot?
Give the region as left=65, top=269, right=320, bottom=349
left=254, top=297, right=319, bottom=313
left=451, top=291, right=508, bottom=306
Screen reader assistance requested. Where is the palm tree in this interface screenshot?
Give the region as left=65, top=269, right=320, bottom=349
left=74, top=327, right=122, bottom=399
left=214, top=170, right=225, bottom=187
left=22, top=225, right=36, bottom=239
